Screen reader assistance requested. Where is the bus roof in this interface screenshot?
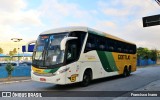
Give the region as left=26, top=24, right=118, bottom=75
left=40, top=26, right=88, bottom=35
left=40, top=26, right=135, bottom=45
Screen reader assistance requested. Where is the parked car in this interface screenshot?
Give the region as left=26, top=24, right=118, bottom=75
left=21, top=61, right=32, bottom=66
left=11, top=63, right=18, bottom=66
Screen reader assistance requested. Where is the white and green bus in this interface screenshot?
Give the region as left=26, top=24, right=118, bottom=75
left=31, top=26, right=137, bottom=86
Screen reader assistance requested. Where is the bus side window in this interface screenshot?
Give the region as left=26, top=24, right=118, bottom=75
left=99, top=45, right=105, bottom=50
left=86, top=43, right=92, bottom=50
left=118, top=48, right=122, bottom=52
left=98, top=36, right=105, bottom=51
left=84, top=34, right=96, bottom=52
left=109, top=46, right=114, bottom=51
left=66, top=40, right=77, bottom=64
left=133, top=45, right=136, bottom=54
left=108, top=39, right=115, bottom=52
left=131, top=45, right=136, bottom=54
left=66, top=31, right=87, bottom=63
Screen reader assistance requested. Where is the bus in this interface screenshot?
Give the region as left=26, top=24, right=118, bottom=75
left=31, top=26, right=137, bottom=86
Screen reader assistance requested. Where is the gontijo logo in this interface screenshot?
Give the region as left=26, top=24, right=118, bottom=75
left=118, top=55, right=130, bottom=60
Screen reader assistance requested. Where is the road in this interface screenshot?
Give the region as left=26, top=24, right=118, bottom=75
left=1, top=66, right=160, bottom=100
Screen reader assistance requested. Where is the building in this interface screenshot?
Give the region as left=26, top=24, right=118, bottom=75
left=0, top=41, right=26, bottom=55
left=0, top=41, right=33, bottom=62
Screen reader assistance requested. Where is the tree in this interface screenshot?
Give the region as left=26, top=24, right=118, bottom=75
left=157, top=50, right=160, bottom=59
left=5, top=63, right=14, bottom=80
left=149, top=49, right=157, bottom=61
left=9, top=48, right=17, bottom=59
left=137, top=47, right=150, bottom=60
left=137, top=47, right=158, bottom=61
left=9, top=51, right=13, bottom=61
left=13, top=48, right=17, bottom=54
left=9, top=51, right=14, bottom=57
left=9, top=50, right=16, bottom=61
left=0, top=48, right=3, bottom=54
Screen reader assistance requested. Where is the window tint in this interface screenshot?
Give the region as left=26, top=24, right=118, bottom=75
left=84, top=32, right=136, bottom=54
left=66, top=40, right=78, bottom=63
left=65, top=31, right=86, bottom=64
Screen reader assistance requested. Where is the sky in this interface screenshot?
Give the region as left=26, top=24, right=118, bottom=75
left=0, top=0, right=160, bottom=49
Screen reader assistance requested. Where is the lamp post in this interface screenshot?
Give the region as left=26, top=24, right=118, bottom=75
left=11, top=38, right=23, bottom=66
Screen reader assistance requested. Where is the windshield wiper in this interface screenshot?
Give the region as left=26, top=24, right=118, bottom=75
left=38, top=50, right=45, bottom=60
left=33, top=50, right=46, bottom=66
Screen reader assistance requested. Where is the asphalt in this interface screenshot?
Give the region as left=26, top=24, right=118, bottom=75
left=137, top=80, right=160, bottom=91
left=0, top=65, right=160, bottom=100
left=0, top=64, right=157, bottom=83
left=0, top=65, right=160, bottom=90
left=136, top=65, right=160, bottom=91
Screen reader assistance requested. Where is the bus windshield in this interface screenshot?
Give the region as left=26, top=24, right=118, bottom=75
left=32, top=33, right=68, bottom=67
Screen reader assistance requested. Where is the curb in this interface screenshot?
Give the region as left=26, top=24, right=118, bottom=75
left=0, top=79, right=31, bottom=85
left=137, top=64, right=160, bottom=68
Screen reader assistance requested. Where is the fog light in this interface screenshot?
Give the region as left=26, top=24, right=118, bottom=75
left=56, top=78, right=60, bottom=81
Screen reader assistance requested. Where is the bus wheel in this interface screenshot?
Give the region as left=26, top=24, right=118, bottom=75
left=81, top=70, right=92, bottom=87
left=127, top=66, right=131, bottom=76
left=123, top=67, right=128, bottom=77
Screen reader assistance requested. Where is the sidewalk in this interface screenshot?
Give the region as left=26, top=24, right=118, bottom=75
left=138, top=80, right=160, bottom=91
left=0, top=76, right=31, bottom=83
left=137, top=64, right=160, bottom=68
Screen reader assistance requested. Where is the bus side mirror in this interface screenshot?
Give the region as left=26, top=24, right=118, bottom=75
left=60, top=37, right=78, bottom=51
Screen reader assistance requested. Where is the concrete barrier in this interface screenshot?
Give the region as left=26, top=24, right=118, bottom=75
left=0, top=65, right=31, bottom=78
left=137, top=59, right=156, bottom=66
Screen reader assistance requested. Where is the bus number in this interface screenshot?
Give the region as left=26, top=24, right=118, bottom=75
left=68, top=74, right=78, bottom=82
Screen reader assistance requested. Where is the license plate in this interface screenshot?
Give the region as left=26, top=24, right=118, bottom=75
left=40, top=78, right=46, bottom=81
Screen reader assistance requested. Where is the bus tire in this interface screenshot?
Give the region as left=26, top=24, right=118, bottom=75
left=123, top=67, right=128, bottom=77
left=81, top=69, right=92, bottom=87
left=127, top=66, right=131, bottom=76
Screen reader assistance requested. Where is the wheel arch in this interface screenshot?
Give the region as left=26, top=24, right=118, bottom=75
left=79, top=67, right=93, bottom=82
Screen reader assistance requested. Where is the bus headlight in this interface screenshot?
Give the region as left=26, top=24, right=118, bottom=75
left=56, top=67, right=70, bottom=75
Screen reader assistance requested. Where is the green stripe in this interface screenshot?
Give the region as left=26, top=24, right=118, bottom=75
left=97, top=51, right=113, bottom=72
left=105, top=52, right=118, bottom=71
left=44, top=67, right=60, bottom=73
left=97, top=51, right=118, bottom=72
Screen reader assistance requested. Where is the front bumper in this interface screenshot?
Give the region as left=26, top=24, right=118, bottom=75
left=31, top=71, right=66, bottom=85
